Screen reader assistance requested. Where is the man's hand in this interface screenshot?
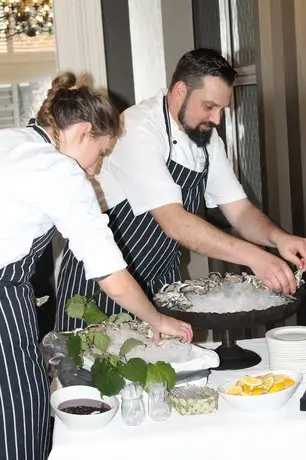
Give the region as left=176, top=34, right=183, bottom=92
left=249, top=250, right=297, bottom=294
left=272, top=233, right=306, bottom=270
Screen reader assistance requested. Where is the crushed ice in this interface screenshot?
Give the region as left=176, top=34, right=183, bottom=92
left=94, top=323, right=193, bottom=363
left=186, top=282, right=290, bottom=314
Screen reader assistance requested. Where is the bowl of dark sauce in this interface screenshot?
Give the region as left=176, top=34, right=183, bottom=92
left=51, top=385, right=119, bottom=431
left=58, top=398, right=111, bottom=415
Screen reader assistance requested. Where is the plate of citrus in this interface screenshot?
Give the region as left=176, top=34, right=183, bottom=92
left=218, top=369, right=302, bottom=413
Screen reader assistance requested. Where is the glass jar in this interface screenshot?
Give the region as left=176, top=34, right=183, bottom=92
left=121, top=383, right=145, bottom=426
left=148, top=382, right=172, bottom=422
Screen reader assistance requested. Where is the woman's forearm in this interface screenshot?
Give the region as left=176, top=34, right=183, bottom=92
left=99, top=269, right=162, bottom=327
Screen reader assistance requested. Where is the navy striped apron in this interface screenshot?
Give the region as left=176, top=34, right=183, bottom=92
left=0, top=121, right=55, bottom=460
left=56, top=96, right=209, bottom=330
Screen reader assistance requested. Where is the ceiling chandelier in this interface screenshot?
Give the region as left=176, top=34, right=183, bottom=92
left=0, top=0, right=53, bottom=40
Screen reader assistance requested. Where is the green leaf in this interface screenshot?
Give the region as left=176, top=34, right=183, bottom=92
left=109, top=313, right=133, bottom=324
left=108, top=314, right=117, bottom=323
left=145, top=361, right=176, bottom=391
left=66, top=334, right=83, bottom=368
left=93, top=331, right=110, bottom=352
left=119, top=338, right=145, bottom=357
left=83, top=300, right=108, bottom=325
left=86, top=330, right=96, bottom=343
left=91, top=357, right=125, bottom=396
left=65, top=295, right=86, bottom=319
left=120, top=357, right=147, bottom=386
left=80, top=333, right=89, bottom=352
left=108, top=355, right=121, bottom=367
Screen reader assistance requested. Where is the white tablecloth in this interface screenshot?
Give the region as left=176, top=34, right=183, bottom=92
left=48, top=339, right=306, bottom=460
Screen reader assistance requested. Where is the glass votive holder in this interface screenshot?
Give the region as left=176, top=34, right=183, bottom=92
left=121, top=382, right=145, bottom=426
left=147, top=382, right=172, bottom=422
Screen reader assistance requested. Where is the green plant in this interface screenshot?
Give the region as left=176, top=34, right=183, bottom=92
left=64, top=294, right=176, bottom=396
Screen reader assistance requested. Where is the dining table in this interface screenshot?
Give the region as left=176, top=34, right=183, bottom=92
left=48, top=338, right=306, bottom=460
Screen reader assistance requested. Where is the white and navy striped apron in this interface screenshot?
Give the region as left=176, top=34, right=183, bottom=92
left=56, top=96, right=209, bottom=330
left=0, top=120, right=55, bottom=460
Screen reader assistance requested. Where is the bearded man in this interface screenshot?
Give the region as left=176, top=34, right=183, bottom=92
left=56, top=48, right=306, bottom=330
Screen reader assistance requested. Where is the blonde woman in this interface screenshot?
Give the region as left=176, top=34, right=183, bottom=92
left=0, top=72, right=192, bottom=460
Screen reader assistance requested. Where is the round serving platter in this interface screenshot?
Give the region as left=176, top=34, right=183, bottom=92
left=153, top=272, right=306, bottom=370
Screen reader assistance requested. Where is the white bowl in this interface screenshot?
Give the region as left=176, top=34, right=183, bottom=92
left=83, top=344, right=220, bottom=374
left=50, top=385, right=119, bottom=431
left=218, top=369, right=302, bottom=414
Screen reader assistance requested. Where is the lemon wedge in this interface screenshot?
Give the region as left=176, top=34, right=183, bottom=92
left=226, top=385, right=243, bottom=395
left=261, top=374, right=274, bottom=391
left=273, top=374, right=286, bottom=384
left=241, top=375, right=263, bottom=387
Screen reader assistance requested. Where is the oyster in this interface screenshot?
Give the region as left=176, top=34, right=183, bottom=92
left=224, top=273, right=244, bottom=283
left=295, top=268, right=304, bottom=288
left=153, top=290, right=192, bottom=311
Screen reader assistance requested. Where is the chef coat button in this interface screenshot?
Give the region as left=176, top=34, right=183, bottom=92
left=173, top=140, right=177, bottom=144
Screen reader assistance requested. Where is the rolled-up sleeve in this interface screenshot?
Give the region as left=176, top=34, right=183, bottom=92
left=20, top=146, right=127, bottom=280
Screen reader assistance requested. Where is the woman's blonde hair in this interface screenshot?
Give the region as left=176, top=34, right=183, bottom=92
left=36, top=72, right=120, bottom=150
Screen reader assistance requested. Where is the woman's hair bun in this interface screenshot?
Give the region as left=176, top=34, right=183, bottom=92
left=51, top=72, right=77, bottom=92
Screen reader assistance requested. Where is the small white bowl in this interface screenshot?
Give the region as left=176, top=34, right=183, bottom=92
left=51, top=385, right=119, bottom=431
left=218, top=369, right=302, bottom=414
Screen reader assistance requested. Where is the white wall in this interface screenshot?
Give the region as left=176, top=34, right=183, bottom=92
left=128, top=0, right=167, bottom=102
left=161, top=0, right=195, bottom=84
left=53, top=0, right=107, bottom=89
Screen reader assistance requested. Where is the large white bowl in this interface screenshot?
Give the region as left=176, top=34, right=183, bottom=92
left=218, top=369, right=302, bottom=414
left=83, top=344, right=220, bottom=373
left=51, top=385, right=119, bottom=431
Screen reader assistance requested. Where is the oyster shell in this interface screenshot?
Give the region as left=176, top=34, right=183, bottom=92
left=154, top=290, right=192, bottom=311
left=294, top=268, right=304, bottom=288
left=224, top=273, right=244, bottom=283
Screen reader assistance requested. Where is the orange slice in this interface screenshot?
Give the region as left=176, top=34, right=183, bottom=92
left=284, top=377, right=295, bottom=388
left=242, top=384, right=253, bottom=394
left=269, top=381, right=287, bottom=393
left=241, top=375, right=263, bottom=387
left=226, top=385, right=243, bottom=395
left=249, top=387, right=266, bottom=396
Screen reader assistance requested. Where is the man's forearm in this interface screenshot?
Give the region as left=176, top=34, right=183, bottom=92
left=151, top=204, right=264, bottom=266
left=220, top=200, right=288, bottom=248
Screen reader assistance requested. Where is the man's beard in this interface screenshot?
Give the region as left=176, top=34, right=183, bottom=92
left=178, top=97, right=216, bottom=147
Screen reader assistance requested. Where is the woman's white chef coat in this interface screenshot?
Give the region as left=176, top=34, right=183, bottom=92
left=0, top=126, right=126, bottom=280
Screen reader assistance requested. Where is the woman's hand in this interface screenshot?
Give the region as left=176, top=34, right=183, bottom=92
left=151, top=313, right=193, bottom=344
left=100, top=271, right=194, bottom=343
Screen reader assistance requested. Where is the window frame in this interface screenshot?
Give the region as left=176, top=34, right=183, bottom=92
left=218, top=0, right=257, bottom=176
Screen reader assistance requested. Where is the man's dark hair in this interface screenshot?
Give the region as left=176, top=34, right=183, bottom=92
left=169, top=48, right=237, bottom=91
